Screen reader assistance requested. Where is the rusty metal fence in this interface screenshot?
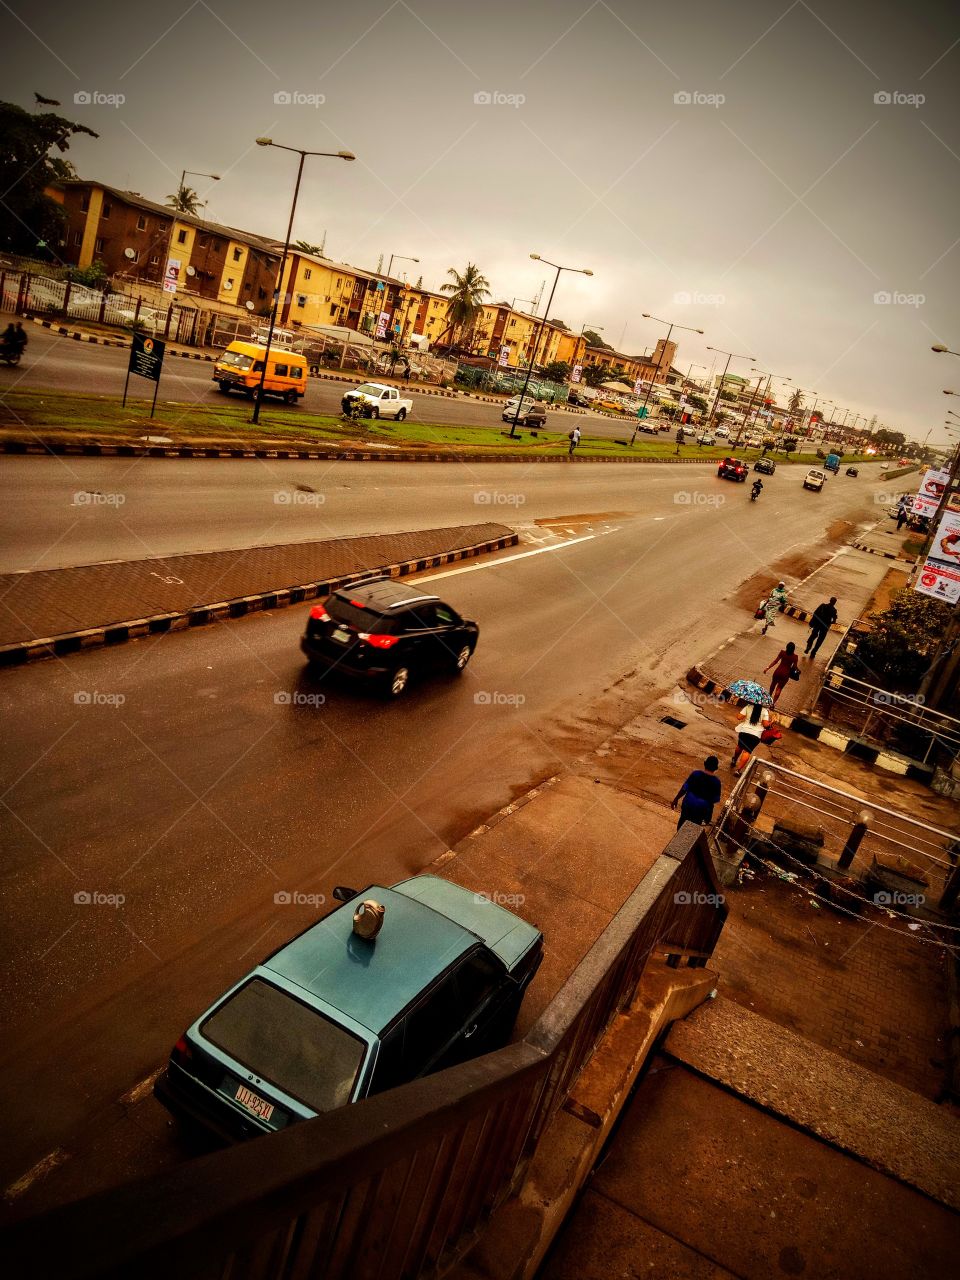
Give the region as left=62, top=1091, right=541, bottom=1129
left=1, top=825, right=725, bottom=1280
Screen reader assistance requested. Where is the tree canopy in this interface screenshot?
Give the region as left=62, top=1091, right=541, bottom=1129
left=0, top=98, right=97, bottom=257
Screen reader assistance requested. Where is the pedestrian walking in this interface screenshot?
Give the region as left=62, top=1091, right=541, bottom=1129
left=568, top=425, right=581, bottom=457
left=804, top=596, right=838, bottom=658
left=764, top=641, right=800, bottom=703
left=671, top=756, right=722, bottom=830
left=896, top=497, right=910, bottom=531
left=403, top=363, right=412, bottom=383
left=759, top=581, right=788, bottom=634
left=731, top=701, right=771, bottom=774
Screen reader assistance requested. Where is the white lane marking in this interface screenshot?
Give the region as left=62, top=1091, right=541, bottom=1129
left=4, top=1148, right=70, bottom=1202
left=419, top=534, right=597, bottom=582
left=120, top=1068, right=163, bottom=1106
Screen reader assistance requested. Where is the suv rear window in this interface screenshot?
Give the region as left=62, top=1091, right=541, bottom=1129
left=202, top=978, right=365, bottom=1112
left=327, top=596, right=397, bottom=633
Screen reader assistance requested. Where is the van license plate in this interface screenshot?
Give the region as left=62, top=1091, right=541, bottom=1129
left=235, top=1085, right=274, bottom=1121
left=332, top=627, right=350, bottom=643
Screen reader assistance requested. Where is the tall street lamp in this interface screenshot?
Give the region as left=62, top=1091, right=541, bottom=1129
left=932, top=344, right=960, bottom=358
left=250, top=139, right=355, bottom=424
left=737, top=368, right=790, bottom=446
left=571, top=321, right=604, bottom=380
left=508, top=255, right=592, bottom=438
left=163, top=168, right=219, bottom=288
left=630, top=313, right=703, bottom=446
left=705, top=346, right=756, bottom=431
left=386, top=253, right=418, bottom=279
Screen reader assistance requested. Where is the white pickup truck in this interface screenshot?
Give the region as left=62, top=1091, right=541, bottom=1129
left=341, top=382, right=413, bottom=421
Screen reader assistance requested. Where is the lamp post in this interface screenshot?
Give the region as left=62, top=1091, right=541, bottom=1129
left=737, top=368, right=790, bottom=447
left=630, top=313, right=703, bottom=445
left=571, top=321, right=604, bottom=382
left=250, top=139, right=355, bottom=424
left=163, top=168, right=219, bottom=289
left=508, top=255, right=592, bottom=438
left=705, top=347, right=756, bottom=432
left=932, top=344, right=960, bottom=358
left=386, top=253, right=418, bottom=280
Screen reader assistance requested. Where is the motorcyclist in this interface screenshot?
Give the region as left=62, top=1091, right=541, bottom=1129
left=751, top=477, right=763, bottom=500
left=13, top=322, right=27, bottom=355
left=1, top=322, right=16, bottom=356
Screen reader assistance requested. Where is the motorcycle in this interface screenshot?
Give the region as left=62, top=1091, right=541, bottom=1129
left=0, top=345, right=22, bottom=367
left=750, top=482, right=762, bottom=502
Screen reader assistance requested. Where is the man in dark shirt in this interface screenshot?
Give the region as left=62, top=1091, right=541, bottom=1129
left=671, top=756, right=722, bottom=830
left=805, top=596, right=838, bottom=657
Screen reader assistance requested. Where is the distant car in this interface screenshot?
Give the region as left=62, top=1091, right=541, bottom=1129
left=566, top=388, right=591, bottom=407
left=713, top=426, right=730, bottom=439
left=845, top=466, right=859, bottom=477
left=753, top=457, right=776, bottom=475
left=502, top=396, right=546, bottom=426
left=154, top=875, right=543, bottom=1143
left=698, top=432, right=716, bottom=447
left=717, top=457, right=748, bottom=481
left=342, top=382, right=413, bottom=421
left=743, top=435, right=763, bottom=448
left=803, top=469, right=825, bottom=492
left=300, top=575, right=478, bottom=698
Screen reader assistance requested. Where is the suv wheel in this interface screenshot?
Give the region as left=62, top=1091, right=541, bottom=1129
left=453, top=644, right=472, bottom=673
left=386, top=666, right=410, bottom=698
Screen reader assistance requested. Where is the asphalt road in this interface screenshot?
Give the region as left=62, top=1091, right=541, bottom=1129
left=0, top=468, right=884, bottom=1216
left=0, top=454, right=849, bottom=572
left=0, top=318, right=652, bottom=441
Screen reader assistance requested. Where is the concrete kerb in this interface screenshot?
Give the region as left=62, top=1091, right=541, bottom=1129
left=0, top=531, right=518, bottom=668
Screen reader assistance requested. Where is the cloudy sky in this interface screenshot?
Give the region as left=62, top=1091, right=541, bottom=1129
left=4, top=0, right=959, bottom=441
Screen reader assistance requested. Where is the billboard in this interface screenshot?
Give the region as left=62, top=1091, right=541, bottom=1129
left=914, top=507, right=960, bottom=605
left=162, top=258, right=181, bottom=294
left=911, top=467, right=949, bottom=519
left=499, top=344, right=511, bottom=367
left=571, top=363, right=582, bottom=383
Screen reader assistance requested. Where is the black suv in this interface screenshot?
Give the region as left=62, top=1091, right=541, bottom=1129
left=301, top=577, right=479, bottom=697
left=717, top=457, right=748, bottom=481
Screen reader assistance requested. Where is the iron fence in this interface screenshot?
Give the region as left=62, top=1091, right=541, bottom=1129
left=0, top=825, right=725, bottom=1280
left=814, top=665, right=960, bottom=766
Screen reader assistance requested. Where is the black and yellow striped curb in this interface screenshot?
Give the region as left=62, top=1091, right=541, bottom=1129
left=0, top=532, right=518, bottom=668
left=850, top=540, right=915, bottom=562
left=28, top=315, right=212, bottom=360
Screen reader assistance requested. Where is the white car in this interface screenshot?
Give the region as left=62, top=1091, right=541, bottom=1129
left=713, top=426, right=730, bottom=439
left=803, top=469, right=825, bottom=492
left=341, top=382, right=413, bottom=421
left=697, top=432, right=716, bottom=447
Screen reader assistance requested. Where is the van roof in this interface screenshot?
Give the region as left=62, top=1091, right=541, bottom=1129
left=223, top=341, right=306, bottom=361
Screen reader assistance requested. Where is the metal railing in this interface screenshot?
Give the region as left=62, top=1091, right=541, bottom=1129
left=814, top=667, right=960, bottom=765
left=716, top=758, right=960, bottom=909
left=1, top=826, right=725, bottom=1280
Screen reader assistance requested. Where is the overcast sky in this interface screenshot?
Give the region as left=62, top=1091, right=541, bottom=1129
left=4, top=0, right=959, bottom=441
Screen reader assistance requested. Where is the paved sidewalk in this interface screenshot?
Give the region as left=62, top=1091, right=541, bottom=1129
left=0, top=522, right=515, bottom=658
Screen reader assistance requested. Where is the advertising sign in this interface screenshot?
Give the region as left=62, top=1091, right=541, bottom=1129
left=911, top=467, right=949, bottom=519
left=915, top=507, right=960, bottom=605
left=162, top=258, right=181, bottom=294
left=499, top=345, right=511, bottom=367
left=571, top=363, right=582, bottom=383
left=633, top=377, right=644, bottom=396
left=375, top=309, right=391, bottom=338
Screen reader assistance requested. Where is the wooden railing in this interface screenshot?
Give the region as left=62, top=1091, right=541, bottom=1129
left=1, top=824, right=726, bottom=1280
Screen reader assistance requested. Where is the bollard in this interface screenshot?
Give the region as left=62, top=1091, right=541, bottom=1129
left=838, top=809, right=871, bottom=870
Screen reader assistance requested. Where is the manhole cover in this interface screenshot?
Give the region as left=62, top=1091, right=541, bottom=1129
left=660, top=716, right=687, bottom=729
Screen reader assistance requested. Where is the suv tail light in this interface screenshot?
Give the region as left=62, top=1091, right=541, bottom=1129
left=359, top=632, right=399, bottom=649
left=310, top=604, right=330, bottom=621
left=172, top=1035, right=193, bottom=1065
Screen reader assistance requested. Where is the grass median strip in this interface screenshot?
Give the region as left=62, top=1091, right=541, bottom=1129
left=0, top=389, right=876, bottom=464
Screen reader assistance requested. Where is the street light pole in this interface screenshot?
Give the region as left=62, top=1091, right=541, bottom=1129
left=630, top=312, right=703, bottom=446
left=508, top=255, right=592, bottom=439
left=705, top=347, right=756, bottom=432
left=163, top=168, right=219, bottom=290
left=250, top=139, right=355, bottom=425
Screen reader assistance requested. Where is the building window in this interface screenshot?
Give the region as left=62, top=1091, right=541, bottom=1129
left=330, top=303, right=337, bottom=316
left=94, top=237, right=105, bottom=252
left=129, top=249, right=140, bottom=263
left=177, top=229, right=187, bottom=244
left=80, top=193, right=90, bottom=212
left=150, top=255, right=160, bottom=264
left=304, top=268, right=312, bottom=280
left=258, top=287, right=266, bottom=300
left=296, top=295, right=306, bottom=308
left=102, top=203, right=111, bottom=219
left=232, top=247, right=242, bottom=262
left=72, top=230, right=82, bottom=246
left=136, top=215, right=147, bottom=231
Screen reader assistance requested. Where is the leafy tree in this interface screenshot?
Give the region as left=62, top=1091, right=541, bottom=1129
left=439, top=262, right=490, bottom=349
left=542, top=360, right=571, bottom=382
left=787, top=388, right=804, bottom=416
left=65, top=260, right=109, bottom=289
left=166, top=184, right=202, bottom=214
left=0, top=98, right=98, bottom=257
left=295, top=239, right=323, bottom=256
left=687, top=394, right=708, bottom=412
left=838, top=589, right=951, bottom=691
left=582, top=329, right=610, bottom=349
left=582, top=364, right=609, bottom=388
left=782, top=436, right=799, bottom=456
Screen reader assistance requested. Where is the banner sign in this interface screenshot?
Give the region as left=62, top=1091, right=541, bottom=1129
left=162, top=258, right=181, bottom=294
left=915, top=507, right=960, bottom=605
left=375, top=309, right=391, bottom=338
left=499, top=345, right=511, bottom=367
left=912, top=467, right=949, bottom=519
left=571, top=363, right=582, bottom=383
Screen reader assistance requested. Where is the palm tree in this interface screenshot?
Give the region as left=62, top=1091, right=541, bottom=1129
left=166, top=184, right=202, bottom=215
left=787, top=388, right=804, bottom=416
left=295, top=239, right=323, bottom=256
left=439, top=263, right=490, bottom=350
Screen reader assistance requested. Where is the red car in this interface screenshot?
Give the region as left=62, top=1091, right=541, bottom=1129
left=717, top=457, right=748, bottom=482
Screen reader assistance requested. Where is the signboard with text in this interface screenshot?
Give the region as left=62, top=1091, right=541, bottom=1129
left=499, top=345, right=511, bottom=367
left=571, top=363, right=582, bottom=383
left=122, top=332, right=166, bottom=416
left=375, top=309, right=391, bottom=339
left=915, top=507, right=960, bottom=605
left=162, top=258, right=181, bottom=294
left=911, top=467, right=950, bottom=519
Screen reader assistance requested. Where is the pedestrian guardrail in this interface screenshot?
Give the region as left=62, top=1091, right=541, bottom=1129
left=0, top=826, right=726, bottom=1280
left=814, top=667, right=960, bottom=765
